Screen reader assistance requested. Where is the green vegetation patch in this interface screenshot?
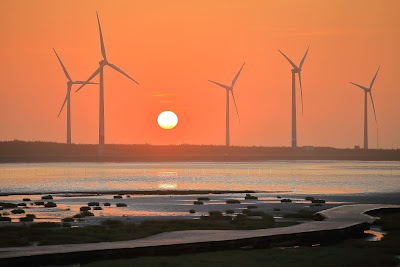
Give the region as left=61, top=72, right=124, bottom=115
left=62, top=217, right=74, bottom=223
left=0, top=216, right=11, bottom=222
left=226, top=199, right=241, bottom=204
left=80, top=206, right=91, bottom=212
left=283, top=209, right=315, bottom=219
left=0, top=202, right=17, bottom=209
left=244, top=194, right=258, bottom=200
left=44, top=202, right=57, bottom=208
left=11, top=209, right=25, bottom=214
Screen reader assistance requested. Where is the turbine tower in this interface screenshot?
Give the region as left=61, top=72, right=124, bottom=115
left=349, top=66, right=379, bottom=150
left=76, top=11, right=139, bottom=145
left=53, top=48, right=96, bottom=144
left=278, top=47, right=309, bottom=148
left=209, top=63, right=244, bottom=147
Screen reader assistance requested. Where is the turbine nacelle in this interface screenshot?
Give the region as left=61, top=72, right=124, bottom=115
left=349, top=66, right=380, bottom=124
left=279, top=47, right=309, bottom=116
left=291, top=68, right=301, bottom=74
left=208, top=62, right=245, bottom=124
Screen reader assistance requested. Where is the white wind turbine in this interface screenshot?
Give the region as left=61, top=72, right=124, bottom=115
left=76, top=11, right=139, bottom=145
left=209, top=63, right=245, bottom=147
left=54, top=48, right=97, bottom=144
left=278, top=46, right=309, bottom=148
left=349, top=66, right=379, bottom=150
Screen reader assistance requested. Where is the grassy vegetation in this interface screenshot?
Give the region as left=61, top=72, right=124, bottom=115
left=11, top=209, right=25, bottom=214
left=283, top=209, right=315, bottom=219
left=0, top=202, right=17, bottom=209
left=0, top=212, right=296, bottom=247
left=80, top=206, right=91, bottom=212
left=312, top=199, right=326, bottom=204
left=62, top=217, right=74, bottom=222
left=83, top=246, right=399, bottom=267
left=44, top=202, right=57, bottom=208
left=83, top=212, right=400, bottom=267
left=0, top=216, right=11, bottom=222
left=244, top=194, right=258, bottom=200
left=226, top=199, right=241, bottom=204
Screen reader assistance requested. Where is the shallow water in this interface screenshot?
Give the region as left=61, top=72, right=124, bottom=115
left=0, top=161, right=399, bottom=194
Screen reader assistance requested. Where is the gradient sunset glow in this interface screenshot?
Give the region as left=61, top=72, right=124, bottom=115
left=0, top=1, right=399, bottom=148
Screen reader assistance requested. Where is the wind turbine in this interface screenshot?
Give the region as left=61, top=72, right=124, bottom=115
left=76, top=11, right=139, bottom=145
left=349, top=66, right=379, bottom=150
left=278, top=46, right=309, bottom=148
left=209, top=63, right=245, bottom=147
left=53, top=48, right=97, bottom=144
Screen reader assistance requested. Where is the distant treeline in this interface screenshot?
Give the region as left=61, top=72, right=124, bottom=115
left=0, top=140, right=399, bottom=162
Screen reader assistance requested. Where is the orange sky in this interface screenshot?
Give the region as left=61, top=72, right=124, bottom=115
left=0, top=0, right=399, bottom=148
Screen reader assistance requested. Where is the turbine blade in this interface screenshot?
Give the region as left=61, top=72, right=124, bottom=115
left=53, top=48, right=72, bottom=81
left=75, top=67, right=101, bottom=92
left=349, top=82, right=369, bottom=91
left=231, top=62, right=245, bottom=87
left=96, top=11, right=107, bottom=60
left=369, top=92, right=377, bottom=123
left=208, top=80, right=231, bottom=90
left=73, top=81, right=98, bottom=85
left=58, top=94, right=68, bottom=117
left=370, top=66, right=380, bottom=89
left=298, top=72, right=304, bottom=116
left=278, top=50, right=298, bottom=70
left=299, top=46, right=310, bottom=69
left=231, top=91, right=240, bottom=123
left=108, top=63, right=140, bottom=85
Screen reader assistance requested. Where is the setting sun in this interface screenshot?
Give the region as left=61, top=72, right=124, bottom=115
left=157, top=111, right=178, bottom=130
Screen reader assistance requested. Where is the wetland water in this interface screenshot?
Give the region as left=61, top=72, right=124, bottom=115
left=0, top=161, right=399, bottom=194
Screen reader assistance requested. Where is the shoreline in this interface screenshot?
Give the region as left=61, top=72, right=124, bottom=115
left=1, top=141, right=400, bottom=163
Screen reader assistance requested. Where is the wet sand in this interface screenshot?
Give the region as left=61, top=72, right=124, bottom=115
left=1, top=190, right=399, bottom=226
